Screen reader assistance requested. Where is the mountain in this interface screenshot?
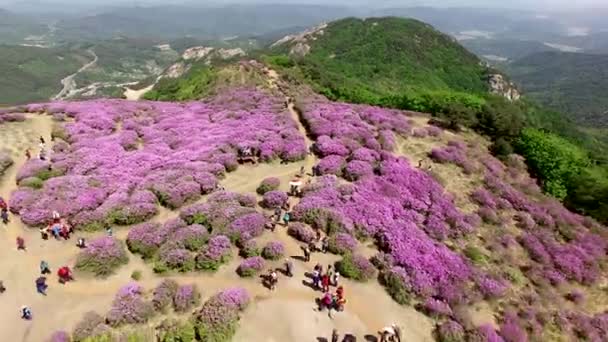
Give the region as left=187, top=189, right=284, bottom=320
left=0, top=8, right=48, bottom=44
left=267, top=17, right=494, bottom=107
left=0, top=44, right=89, bottom=105
left=507, top=51, right=608, bottom=127
left=54, top=4, right=360, bottom=41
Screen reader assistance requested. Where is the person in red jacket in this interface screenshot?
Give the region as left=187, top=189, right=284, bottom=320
left=16, top=237, right=26, bottom=251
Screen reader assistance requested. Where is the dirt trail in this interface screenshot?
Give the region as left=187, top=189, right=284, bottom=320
left=52, top=49, right=98, bottom=101
left=0, top=71, right=434, bottom=341
left=123, top=85, right=154, bottom=101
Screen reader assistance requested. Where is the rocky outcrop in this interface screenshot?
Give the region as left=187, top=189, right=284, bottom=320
left=271, top=23, right=328, bottom=57
left=488, top=73, right=521, bottom=101
left=182, top=46, right=246, bottom=62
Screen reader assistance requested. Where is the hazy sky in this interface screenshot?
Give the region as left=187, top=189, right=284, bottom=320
left=2, top=0, right=607, bottom=10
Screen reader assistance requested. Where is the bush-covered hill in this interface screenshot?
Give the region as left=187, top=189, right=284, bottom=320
left=0, top=45, right=88, bottom=105
left=268, top=17, right=489, bottom=107
left=507, top=51, right=608, bottom=128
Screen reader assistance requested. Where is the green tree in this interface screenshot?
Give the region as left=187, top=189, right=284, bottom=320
left=516, top=128, right=589, bottom=200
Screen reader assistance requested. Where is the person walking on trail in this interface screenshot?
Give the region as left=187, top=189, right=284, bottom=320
left=106, top=225, right=113, bottom=237
left=1, top=208, right=8, bottom=224
left=302, top=245, right=311, bottom=262
left=379, top=324, right=401, bottom=342
left=25, top=149, right=31, bottom=160
left=76, top=237, right=86, bottom=249
left=282, top=212, right=291, bottom=227
left=332, top=271, right=340, bottom=287
left=58, top=266, right=73, bottom=284
left=321, top=273, right=330, bottom=292
left=312, top=268, right=321, bottom=289
left=35, top=277, right=48, bottom=296
left=331, top=329, right=339, bottom=342
left=269, top=270, right=278, bottom=291
left=16, top=236, right=26, bottom=251
left=0, top=280, right=5, bottom=294
left=40, top=260, right=51, bottom=275
left=52, top=210, right=61, bottom=222
left=40, top=136, right=46, bottom=145
left=285, top=259, right=293, bottom=277
left=20, top=306, right=32, bottom=320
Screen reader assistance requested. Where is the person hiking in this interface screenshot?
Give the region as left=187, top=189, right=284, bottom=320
left=302, top=245, right=311, bottom=262
left=331, top=329, right=339, bottom=342
left=16, top=236, right=26, bottom=251
left=52, top=210, right=61, bottom=222
left=76, top=237, right=86, bottom=249
left=39, top=136, right=46, bottom=145
left=40, top=260, right=51, bottom=275
left=332, top=271, right=340, bottom=287
left=273, top=207, right=282, bottom=222
left=321, top=273, right=330, bottom=292
left=40, top=227, right=49, bottom=240
left=269, top=270, right=278, bottom=291
left=21, top=306, right=32, bottom=320
left=25, top=149, right=31, bottom=160
left=285, top=259, right=293, bottom=277
left=312, top=268, right=321, bottom=289
left=58, top=266, right=73, bottom=284
left=282, top=211, right=291, bottom=227
left=322, top=237, right=329, bottom=253
left=0, top=280, right=5, bottom=294
left=106, top=225, right=113, bottom=237
left=35, top=277, right=47, bottom=296
left=1, top=208, right=8, bottom=224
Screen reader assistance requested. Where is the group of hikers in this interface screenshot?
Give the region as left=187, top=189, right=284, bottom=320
left=25, top=136, right=51, bottom=162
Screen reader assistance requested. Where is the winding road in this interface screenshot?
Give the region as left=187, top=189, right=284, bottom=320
left=52, top=49, right=98, bottom=101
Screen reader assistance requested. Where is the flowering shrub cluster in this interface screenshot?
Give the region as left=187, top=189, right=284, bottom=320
left=295, top=157, right=477, bottom=303
left=0, top=151, right=13, bottom=176
left=256, top=177, right=280, bottom=195
left=10, top=89, right=307, bottom=228
left=287, top=222, right=316, bottom=243
left=71, top=311, right=106, bottom=341
left=195, top=235, right=232, bottom=271
left=106, top=283, right=154, bottom=327
left=436, top=320, right=465, bottom=342
left=429, top=143, right=475, bottom=174
left=75, top=236, right=129, bottom=277
left=261, top=190, right=288, bottom=209
left=236, top=256, right=265, bottom=277
left=238, top=239, right=260, bottom=257
left=261, top=241, right=285, bottom=260
left=327, top=232, right=358, bottom=255
left=335, top=254, right=376, bottom=281
left=152, top=279, right=179, bottom=312
left=193, top=288, right=251, bottom=341
left=173, top=284, right=201, bottom=313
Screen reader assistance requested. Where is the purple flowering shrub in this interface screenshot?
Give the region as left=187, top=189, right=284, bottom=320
left=173, top=224, right=209, bottom=251
left=152, top=279, right=179, bottom=312
left=195, top=235, right=232, bottom=271
left=156, top=243, right=195, bottom=273
left=0, top=151, right=13, bottom=176
left=471, top=188, right=498, bottom=209
left=261, top=190, right=288, bottom=209
left=236, top=256, right=265, bottom=277
left=10, top=89, right=306, bottom=229
left=477, top=275, right=508, bottom=299
left=344, top=160, right=374, bottom=181
left=420, top=298, right=453, bottom=318
left=498, top=312, right=528, bottom=342
left=75, top=237, right=129, bottom=277
left=72, top=311, right=105, bottom=341
left=436, top=320, right=465, bottom=342
left=261, top=241, right=285, bottom=260
left=193, top=287, right=251, bottom=341
left=335, top=254, right=376, bottom=282
left=127, top=222, right=173, bottom=259
left=173, top=284, right=200, bottom=313
left=106, top=283, right=154, bottom=327
left=49, top=330, right=70, bottom=342
left=467, top=324, right=504, bottom=342
left=316, top=155, right=346, bottom=176
left=227, top=212, right=266, bottom=243
left=238, top=239, right=260, bottom=258
left=327, top=232, right=358, bottom=255
left=287, top=222, right=316, bottom=243
left=256, top=177, right=280, bottom=195
left=430, top=145, right=475, bottom=174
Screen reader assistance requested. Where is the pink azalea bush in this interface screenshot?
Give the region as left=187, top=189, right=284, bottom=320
left=327, top=232, right=358, bottom=255
left=195, top=235, right=232, bottom=271
left=106, top=283, right=154, bottom=327
left=261, top=190, right=288, bottom=209
left=10, top=89, right=306, bottom=229
left=261, top=241, right=285, bottom=260
left=75, top=236, right=129, bottom=277
left=173, top=284, right=200, bottom=313
left=287, top=222, right=316, bottom=243
left=430, top=144, right=475, bottom=174
left=335, top=254, right=376, bottom=282
left=256, top=177, right=280, bottom=195
left=193, top=287, right=251, bottom=341
left=236, top=256, right=265, bottom=277
left=436, top=320, right=465, bottom=342
left=152, top=279, right=179, bottom=312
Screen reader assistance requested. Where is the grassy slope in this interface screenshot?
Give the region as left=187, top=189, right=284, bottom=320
left=0, top=45, right=87, bottom=105
left=272, top=17, right=488, bottom=102
left=507, top=51, right=608, bottom=127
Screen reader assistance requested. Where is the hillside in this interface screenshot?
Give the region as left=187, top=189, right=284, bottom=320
left=0, top=44, right=89, bottom=105
left=268, top=17, right=490, bottom=105
left=508, top=51, right=608, bottom=127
